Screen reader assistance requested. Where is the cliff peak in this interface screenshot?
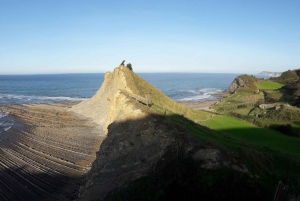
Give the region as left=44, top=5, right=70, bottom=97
left=71, top=65, right=191, bottom=133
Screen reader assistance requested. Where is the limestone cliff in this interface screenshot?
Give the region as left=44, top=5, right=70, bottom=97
left=71, top=67, right=138, bottom=132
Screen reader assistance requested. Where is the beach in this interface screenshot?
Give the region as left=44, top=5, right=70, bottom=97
left=178, top=91, right=228, bottom=111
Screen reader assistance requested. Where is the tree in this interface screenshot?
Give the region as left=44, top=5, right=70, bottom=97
left=126, top=63, right=133, bottom=71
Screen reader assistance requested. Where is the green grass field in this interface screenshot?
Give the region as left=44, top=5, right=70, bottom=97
left=256, top=80, right=283, bottom=90
left=203, top=116, right=300, bottom=155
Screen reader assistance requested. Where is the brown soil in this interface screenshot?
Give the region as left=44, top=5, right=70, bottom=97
left=0, top=103, right=103, bottom=200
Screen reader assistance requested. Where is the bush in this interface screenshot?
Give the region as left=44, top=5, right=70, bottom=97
left=126, top=63, right=133, bottom=71
left=270, top=124, right=297, bottom=137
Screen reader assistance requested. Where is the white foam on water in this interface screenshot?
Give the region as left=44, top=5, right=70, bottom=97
left=176, top=88, right=224, bottom=102
left=178, top=94, right=211, bottom=101
left=4, top=126, right=11, bottom=132
left=0, top=93, right=87, bottom=104
left=0, top=110, right=14, bottom=133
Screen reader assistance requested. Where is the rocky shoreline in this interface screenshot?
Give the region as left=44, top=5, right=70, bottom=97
left=0, top=103, right=103, bottom=200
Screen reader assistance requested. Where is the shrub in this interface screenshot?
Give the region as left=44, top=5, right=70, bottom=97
left=126, top=63, right=133, bottom=71
left=270, top=124, right=297, bottom=137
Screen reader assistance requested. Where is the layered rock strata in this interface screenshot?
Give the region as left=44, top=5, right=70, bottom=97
left=0, top=104, right=103, bottom=200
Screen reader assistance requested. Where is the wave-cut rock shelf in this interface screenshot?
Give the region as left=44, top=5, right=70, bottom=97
left=0, top=104, right=103, bottom=200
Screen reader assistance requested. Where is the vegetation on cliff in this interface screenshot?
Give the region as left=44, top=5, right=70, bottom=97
left=227, top=74, right=259, bottom=94
left=269, top=68, right=300, bottom=106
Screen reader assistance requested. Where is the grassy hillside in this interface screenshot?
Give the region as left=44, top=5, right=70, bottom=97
left=256, top=80, right=283, bottom=90
left=124, top=67, right=211, bottom=121
left=270, top=69, right=300, bottom=84
left=268, top=69, right=300, bottom=106
left=203, top=116, right=300, bottom=154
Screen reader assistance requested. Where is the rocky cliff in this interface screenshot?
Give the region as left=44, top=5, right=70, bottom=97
left=227, top=77, right=247, bottom=94
left=227, top=75, right=259, bottom=94
left=71, top=66, right=268, bottom=200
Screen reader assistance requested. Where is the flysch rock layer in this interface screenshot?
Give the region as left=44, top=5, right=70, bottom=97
left=71, top=66, right=143, bottom=133
left=0, top=103, right=103, bottom=200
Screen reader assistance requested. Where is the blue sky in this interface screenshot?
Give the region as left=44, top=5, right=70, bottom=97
left=0, top=0, right=299, bottom=74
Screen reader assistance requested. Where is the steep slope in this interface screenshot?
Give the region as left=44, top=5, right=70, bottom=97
left=70, top=66, right=275, bottom=200
left=71, top=67, right=135, bottom=132
left=71, top=66, right=209, bottom=132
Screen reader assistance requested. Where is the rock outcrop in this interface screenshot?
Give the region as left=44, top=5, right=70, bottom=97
left=227, top=77, right=247, bottom=94
left=71, top=67, right=136, bottom=132
left=227, top=75, right=259, bottom=94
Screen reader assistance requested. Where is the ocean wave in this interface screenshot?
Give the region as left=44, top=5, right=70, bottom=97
left=0, top=112, right=14, bottom=133
left=0, top=125, right=13, bottom=133
left=197, top=88, right=224, bottom=93
left=0, top=94, right=87, bottom=104
left=178, top=94, right=211, bottom=101
left=175, top=88, right=225, bottom=102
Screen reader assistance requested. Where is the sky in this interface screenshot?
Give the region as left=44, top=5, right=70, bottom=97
left=0, top=0, right=299, bottom=74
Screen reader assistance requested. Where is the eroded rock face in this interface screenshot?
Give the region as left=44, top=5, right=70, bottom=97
left=228, top=77, right=247, bottom=94
left=77, top=115, right=186, bottom=200
left=193, top=148, right=223, bottom=169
